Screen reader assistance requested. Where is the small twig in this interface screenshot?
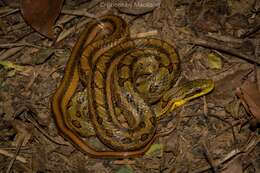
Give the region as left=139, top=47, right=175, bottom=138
left=56, top=18, right=91, bottom=43
left=182, top=45, right=197, bottom=62
left=191, top=136, right=260, bottom=173
left=206, top=33, right=244, bottom=44
left=113, top=159, right=136, bottom=165
left=0, top=8, right=19, bottom=18
left=0, top=30, right=37, bottom=61
left=131, top=30, right=158, bottom=38
left=190, top=37, right=260, bottom=65
left=55, top=0, right=105, bottom=42
left=56, top=9, right=109, bottom=43
left=56, top=0, right=103, bottom=27
left=191, top=0, right=207, bottom=27
left=6, top=135, right=24, bottom=173
left=202, top=96, right=208, bottom=117
left=212, top=50, right=233, bottom=64
left=207, top=114, right=238, bottom=146
left=0, top=42, right=46, bottom=49
left=6, top=22, right=28, bottom=32
left=56, top=15, right=75, bottom=27
left=189, top=115, right=241, bottom=149
left=0, top=6, right=13, bottom=14
left=0, top=149, right=27, bottom=164
left=0, top=47, right=24, bottom=60
left=23, top=65, right=44, bottom=93
left=157, top=107, right=182, bottom=137
left=202, top=142, right=217, bottom=173
left=240, top=23, right=260, bottom=38
left=24, top=112, right=70, bottom=146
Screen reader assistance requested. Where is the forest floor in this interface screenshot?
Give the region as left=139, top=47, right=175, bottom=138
left=0, top=0, right=259, bottom=172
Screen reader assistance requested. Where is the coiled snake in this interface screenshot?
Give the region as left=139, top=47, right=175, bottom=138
left=52, top=15, right=214, bottom=158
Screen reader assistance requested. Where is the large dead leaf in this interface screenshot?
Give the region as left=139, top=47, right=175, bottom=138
left=20, top=0, right=64, bottom=39
left=236, top=80, right=260, bottom=127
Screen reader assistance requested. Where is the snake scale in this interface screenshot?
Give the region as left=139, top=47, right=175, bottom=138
left=52, top=15, right=214, bottom=158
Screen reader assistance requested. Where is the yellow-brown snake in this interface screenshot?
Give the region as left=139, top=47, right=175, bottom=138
left=52, top=15, right=214, bottom=158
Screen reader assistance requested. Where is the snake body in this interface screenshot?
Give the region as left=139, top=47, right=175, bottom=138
left=52, top=15, right=214, bottom=158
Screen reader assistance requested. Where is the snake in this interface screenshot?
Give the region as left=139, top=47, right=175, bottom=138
left=52, top=15, right=214, bottom=158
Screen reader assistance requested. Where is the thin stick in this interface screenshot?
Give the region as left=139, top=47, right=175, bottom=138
left=56, top=0, right=103, bottom=27
left=191, top=136, right=260, bottom=173
left=131, top=30, right=158, bottom=38
left=56, top=18, right=91, bottom=43
left=241, top=23, right=260, bottom=38
left=0, top=149, right=27, bottom=164
left=0, top=42, right=46, bottom=49
left=6, top=136, right=24, bottom=173
left=24, top=113, right=70, bottom=146
left=56, top=9, right=109, bottom=43
left=202, top=142, right=217, bottom=173
left=0, top=8, right=19, bottom=18
left=0, top=47, right=24, bottom=61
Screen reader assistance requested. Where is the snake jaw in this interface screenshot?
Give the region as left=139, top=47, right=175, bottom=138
left=170, top=100, right=186, bottom=112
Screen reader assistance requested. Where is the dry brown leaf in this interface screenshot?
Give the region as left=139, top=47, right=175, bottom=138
left=236, top=80, right=260, bottom=121
left=20, top=0, right=64, bottom=39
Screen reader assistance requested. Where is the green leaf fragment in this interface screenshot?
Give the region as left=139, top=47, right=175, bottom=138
left=145, top=143, right=163, bottom=157
left=116, top=166, right=133, bottom=173
left=207, top=53, right=222, bottom=70
left=0, top=60, right=25, bottom=71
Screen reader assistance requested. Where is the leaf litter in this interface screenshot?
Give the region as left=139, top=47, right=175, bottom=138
left=0, top=0, right=259, bottom=172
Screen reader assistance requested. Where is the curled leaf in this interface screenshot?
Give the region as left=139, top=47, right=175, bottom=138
left=20, top=0, right=64, bottom=39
